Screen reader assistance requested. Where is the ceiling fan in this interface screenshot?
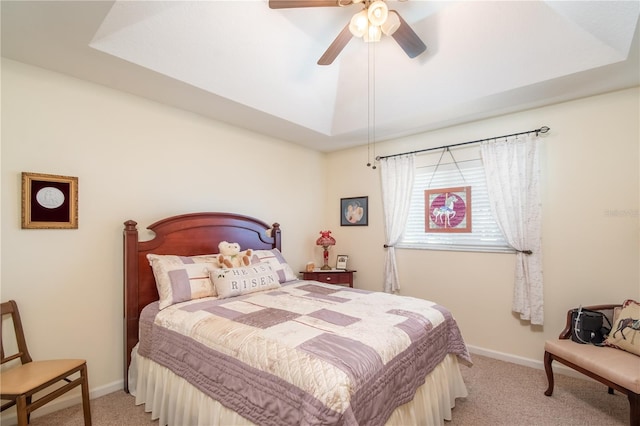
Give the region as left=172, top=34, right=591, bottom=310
left=269, top=0, right=427, bottom=65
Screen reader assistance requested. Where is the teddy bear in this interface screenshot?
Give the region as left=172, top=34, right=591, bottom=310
left=217, top=241, right=253, bottom=268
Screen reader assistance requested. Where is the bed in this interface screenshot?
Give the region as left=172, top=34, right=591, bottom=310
left=123, top=212, right=471, bottom=425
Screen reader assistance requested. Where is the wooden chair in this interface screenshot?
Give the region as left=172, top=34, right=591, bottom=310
left=0, top=300, right=91, bottom=425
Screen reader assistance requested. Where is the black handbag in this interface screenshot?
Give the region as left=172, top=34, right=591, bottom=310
left=571, top=306, right=612, bottom=345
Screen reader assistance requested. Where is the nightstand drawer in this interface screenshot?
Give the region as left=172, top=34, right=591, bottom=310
left=316, top=273, right=350, bottom=285
left=300, top=270, right=356, bottom=288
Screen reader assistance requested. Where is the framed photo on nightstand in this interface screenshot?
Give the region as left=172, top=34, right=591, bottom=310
left=336, top=255, right=348, bottom=270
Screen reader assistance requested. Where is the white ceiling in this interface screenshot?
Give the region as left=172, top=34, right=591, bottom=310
left=2, top=1, right=639, bottom=152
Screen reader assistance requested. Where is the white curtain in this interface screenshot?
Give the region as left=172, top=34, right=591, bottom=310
left=481, top=134, right=543, bottom=324
left=379, top=154, right=415, bottom=293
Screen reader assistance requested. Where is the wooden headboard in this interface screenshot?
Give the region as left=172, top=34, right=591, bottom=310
left=123, top=212, right=281, bottom=392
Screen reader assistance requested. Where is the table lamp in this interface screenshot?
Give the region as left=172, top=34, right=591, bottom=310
left=316, top=230, right=336, bottom=270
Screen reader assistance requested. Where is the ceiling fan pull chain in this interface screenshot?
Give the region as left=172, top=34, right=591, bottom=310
left=371, top=42, right=376, bottom=169
left=366, top=40, right=372, bottom=167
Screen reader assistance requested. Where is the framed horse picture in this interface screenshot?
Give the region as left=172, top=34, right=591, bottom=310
left=424, top=186, right=472, bottom=233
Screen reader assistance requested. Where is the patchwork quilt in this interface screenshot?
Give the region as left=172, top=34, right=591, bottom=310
left=138, top=281, right=471, bottom=426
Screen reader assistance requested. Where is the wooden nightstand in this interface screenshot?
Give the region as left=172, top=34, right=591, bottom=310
left=301, top=270, right=356, bottom=288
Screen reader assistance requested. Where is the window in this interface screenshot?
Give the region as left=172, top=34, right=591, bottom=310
left=398, top=147, right=512, bottom=252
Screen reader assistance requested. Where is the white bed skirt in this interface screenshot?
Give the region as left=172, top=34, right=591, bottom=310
left=130, top=346, right=468, bottom=426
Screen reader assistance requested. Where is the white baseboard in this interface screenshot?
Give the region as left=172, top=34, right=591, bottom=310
left=466, top=344, right=597, bottom=382
left=0, top=379, right=124, bottom=425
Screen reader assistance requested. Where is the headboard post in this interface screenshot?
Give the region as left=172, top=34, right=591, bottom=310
left=271, top=222, right=281, bottom=251
left=123, top=220, right=139, bottom=393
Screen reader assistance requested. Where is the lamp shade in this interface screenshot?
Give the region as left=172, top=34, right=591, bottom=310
left=364, top=24, right=381, bottom=42
left=367, top=1, right=388, bottom=27
left=381, top=10, right=400, bottom=36
left=349, top=10, right=369, bottom=38
left=316, top=230, right=336, bottom=247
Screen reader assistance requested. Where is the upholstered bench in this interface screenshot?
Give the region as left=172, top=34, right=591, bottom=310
left=543, top=304, right=640, bottom=426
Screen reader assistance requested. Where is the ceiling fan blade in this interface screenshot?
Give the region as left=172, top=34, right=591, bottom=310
left=317, top=23, right=353, bottom=65
left=269, top=0, right=345, bottom=8
left=389, top=10, right=426, bottom=59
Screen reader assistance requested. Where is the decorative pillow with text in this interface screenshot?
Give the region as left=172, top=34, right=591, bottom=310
left=208, top=263, right=281, bottom=299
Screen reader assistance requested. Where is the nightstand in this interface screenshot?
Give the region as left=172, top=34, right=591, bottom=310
left=301, top=270, right=356, bottom=288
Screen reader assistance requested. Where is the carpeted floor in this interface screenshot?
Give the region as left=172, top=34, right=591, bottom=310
left=28, top=354, right=627, bottom=425
left=447, top=355, right=626, bottom=426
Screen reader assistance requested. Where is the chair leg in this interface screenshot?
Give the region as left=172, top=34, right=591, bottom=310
left=16, top=395, right=28, bottom=426
left=543, top=351, right=555, bottom=396
left=629, top=391, right=639, bottom=426
left=80, top=363, right=92, bottom=426
left=26, top=395, right=32, bottom=424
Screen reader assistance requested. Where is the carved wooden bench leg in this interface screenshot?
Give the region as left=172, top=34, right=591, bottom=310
left=629, top=391, right=639, bottom=426
left=543, top=350, right=554, bottom=396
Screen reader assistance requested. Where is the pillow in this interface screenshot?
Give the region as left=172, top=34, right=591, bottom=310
left=251, top=248, right=297, bottom=283
left=605, top=299, right=640, bottom=356
left=148, top=254, right=220, bottom=310
left=209, top=263, right=281, bottom=299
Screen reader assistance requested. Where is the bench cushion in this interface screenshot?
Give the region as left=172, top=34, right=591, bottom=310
left=545, top=339, right=640, bottom=394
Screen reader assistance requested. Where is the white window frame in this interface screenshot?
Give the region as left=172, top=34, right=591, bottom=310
left=397, top=147, right=514, bottom=253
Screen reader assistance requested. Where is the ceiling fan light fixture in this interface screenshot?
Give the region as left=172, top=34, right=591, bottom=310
left=367, top=1, right=388, bottom=27
left=364, top=24, right=382, bottom=42
left=349, top=9, right=369, bottom=38
left=381, top=11, right=400, bottom=36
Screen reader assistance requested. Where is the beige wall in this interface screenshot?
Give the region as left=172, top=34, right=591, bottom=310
left=1, top=56, right=639, bottom=416
left=0, top=59, right=325, bottom=407
left=325, top=87, right=640, bottom=363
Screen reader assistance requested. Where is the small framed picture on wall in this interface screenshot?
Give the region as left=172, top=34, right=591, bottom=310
left=340, top=196, right=368, bottom=226
left=21, top=172, right=78, bottom=229
left=336, top=255, right=349, bottom=270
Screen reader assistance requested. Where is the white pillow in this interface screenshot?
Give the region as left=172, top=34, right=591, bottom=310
left=250, top=249, right=297, bottom=283
left=209, top=263, right=281, bottom=299
left=148, top=254, right=220, bottom=309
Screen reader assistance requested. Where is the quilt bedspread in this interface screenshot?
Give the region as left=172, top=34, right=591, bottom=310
left=138, top=281, right=471, bottom=426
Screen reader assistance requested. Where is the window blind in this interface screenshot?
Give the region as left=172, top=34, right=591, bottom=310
left=398, top=158, right=513, bottom=252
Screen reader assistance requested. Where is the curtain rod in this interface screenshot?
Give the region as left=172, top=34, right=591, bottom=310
left=376, top=126, right=550, bottom=161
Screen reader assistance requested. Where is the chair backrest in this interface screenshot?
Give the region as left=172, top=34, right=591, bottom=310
left=1, top=300, right=33, bottom=366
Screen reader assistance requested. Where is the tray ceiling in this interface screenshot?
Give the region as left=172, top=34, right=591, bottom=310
left=2, top=1, right=639, bottom=152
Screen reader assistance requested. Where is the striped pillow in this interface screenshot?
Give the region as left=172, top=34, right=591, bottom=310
left=251, top=249, right=297, bottom=283
left=147, top=254, right=220, bottom=309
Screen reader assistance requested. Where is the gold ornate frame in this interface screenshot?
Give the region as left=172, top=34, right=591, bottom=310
left=21, top=172, right=78, bottom=229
